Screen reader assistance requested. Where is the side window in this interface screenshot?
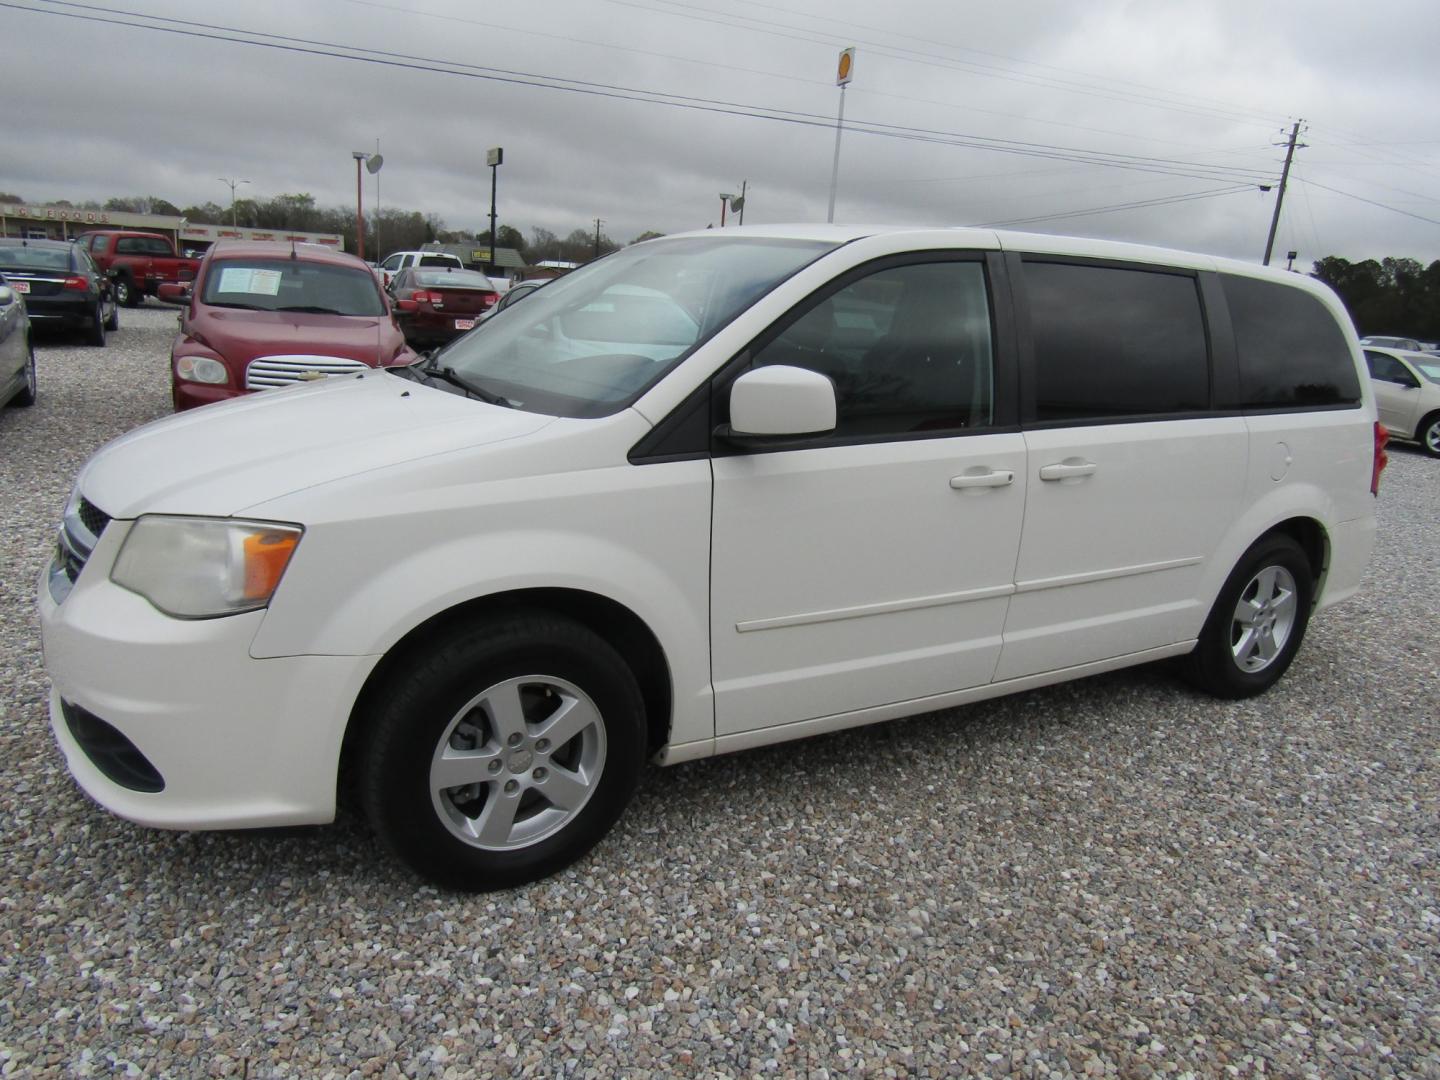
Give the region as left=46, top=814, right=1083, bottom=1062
left=1024, top=261, right=1208, bottom=422
left=1365, top=351, right=1416, bottom=385
left=1221, top=274, right=1361, bottom=408
left=144, top=238, right=172, bottom=256
left=115, top=237, right=143, bottom=255
left=751, top=260, right=994, bottom=437
left=381, top=254, right=403, bottom=271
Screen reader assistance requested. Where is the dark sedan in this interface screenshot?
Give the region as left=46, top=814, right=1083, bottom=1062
left=390, top=267, right=499, bottom=348
left=0, top=275, right=35, bottom=409
left=0, top=239, right=117, bottom=346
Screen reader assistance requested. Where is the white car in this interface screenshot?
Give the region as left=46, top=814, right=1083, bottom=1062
left=1363, top=346, right=1440, bottom=456
left=39, top=225, right=1383, bottom=891
left=375, top=249, right=465, bottom=290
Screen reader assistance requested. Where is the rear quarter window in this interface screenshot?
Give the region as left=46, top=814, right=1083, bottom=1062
left=1222, top=274, right=1361, bottom=409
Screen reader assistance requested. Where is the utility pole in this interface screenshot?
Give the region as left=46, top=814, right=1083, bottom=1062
left=1263, top=120, right=1304, bottom=267
left=593, top=218, right=603, bottom=260
left=737, top=179, right=746, bottom=226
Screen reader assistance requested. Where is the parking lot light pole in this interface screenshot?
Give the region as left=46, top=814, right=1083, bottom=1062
left=487, top=147, right=503, bottom=270
left=352, top=151, right=368, bottom=260
left=219, top=177, right=249, bottom=229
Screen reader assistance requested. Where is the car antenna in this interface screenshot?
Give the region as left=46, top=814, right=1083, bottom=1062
left=290, top=238, right=298, bottom=260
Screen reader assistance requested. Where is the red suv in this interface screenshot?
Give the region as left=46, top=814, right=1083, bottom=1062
left=167, top=242, right=418, bottom=411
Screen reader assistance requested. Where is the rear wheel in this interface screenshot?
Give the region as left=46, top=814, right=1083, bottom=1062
left=103, top=293, right=120, bottom=331
left=1419, top=412, right=1440, bottom=458
left=359, top=613, right=646, bottom=891
left=87, top=301, right=106, bottom=346
left=1184, top=534, right=1314, bottom=698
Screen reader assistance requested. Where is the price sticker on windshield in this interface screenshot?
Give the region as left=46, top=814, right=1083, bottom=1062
left=217, top=267, right=283, bottom=296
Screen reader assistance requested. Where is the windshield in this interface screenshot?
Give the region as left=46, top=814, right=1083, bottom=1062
left=202, top=259, right=386, bottom=315
left=435, top=236, right=835, bottom=417
left=414, top=269, right=494, bottom=289
left=0, top=245, right=73, bottom=271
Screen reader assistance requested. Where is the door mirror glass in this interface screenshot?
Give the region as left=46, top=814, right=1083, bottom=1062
left=729, top=365, right=837, bottom=436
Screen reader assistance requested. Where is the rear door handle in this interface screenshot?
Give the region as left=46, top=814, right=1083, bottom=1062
left=1038, top=460, right=1098, bottom=481
left=950, top=469, right=1015, bottom=489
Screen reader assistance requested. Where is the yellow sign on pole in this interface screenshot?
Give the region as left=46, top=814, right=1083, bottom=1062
left=837, top=47, right=855, bottom=86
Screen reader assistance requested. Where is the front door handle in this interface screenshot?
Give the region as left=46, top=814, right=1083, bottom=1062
left=1039, top=460, right=1098, bottom=481
left=950, top=469, right=1015, bottom=489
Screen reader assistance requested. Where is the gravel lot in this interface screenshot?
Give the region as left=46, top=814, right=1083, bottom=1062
left=1, top=305, right=1437, bottom=1078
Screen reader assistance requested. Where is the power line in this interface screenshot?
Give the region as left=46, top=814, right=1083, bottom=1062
left=1297, top=178, right=1440, bottom=230
left=600, top=0, right=1286, bottom=130
left=6, top=0, right=1277, bottom=189
left=976, top=185, right=1256, bottom=229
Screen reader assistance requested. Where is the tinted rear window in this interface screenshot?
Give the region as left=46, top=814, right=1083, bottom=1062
left=1222, top=274, right=1360, bottom=409
left=1025, top=261, right=1209, bottom=422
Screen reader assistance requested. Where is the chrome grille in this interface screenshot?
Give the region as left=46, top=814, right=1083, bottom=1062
left=246, top=355, right=369, bottom=390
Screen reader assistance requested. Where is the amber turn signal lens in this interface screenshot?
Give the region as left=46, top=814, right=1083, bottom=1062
left=243, top=530, right=301, bottom=601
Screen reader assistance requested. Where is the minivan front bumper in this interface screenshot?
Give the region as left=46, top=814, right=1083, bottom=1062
left=39, top=548, right=379, bottom=830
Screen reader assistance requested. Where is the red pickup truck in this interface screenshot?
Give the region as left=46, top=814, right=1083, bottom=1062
left=75, top=230, right=202, bottom=307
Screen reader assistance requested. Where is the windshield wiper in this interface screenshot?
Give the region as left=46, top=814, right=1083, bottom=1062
left=427, top=365, right=515, bottom=407
left=205, top=301, right=266, bottom=311
left=276, top=304, right=346, bottom=315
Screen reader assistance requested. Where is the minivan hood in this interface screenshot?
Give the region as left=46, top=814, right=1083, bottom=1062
left=193, top=309, right=402, bottom=366
left=80, top=372, right=555, bottom=518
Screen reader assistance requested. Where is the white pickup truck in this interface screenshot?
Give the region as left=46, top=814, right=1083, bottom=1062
left=375, top=250, right=464, bottom=290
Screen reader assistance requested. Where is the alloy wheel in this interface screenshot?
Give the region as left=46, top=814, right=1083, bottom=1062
left=1229, top=565, right=1298, bottom=673
left=428, top=675, right=607, bottom=851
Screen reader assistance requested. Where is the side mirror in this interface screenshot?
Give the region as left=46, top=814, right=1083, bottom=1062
left=395, top=298, right=418, bottom=314
left=720, top=365, right=836, bottom=444
left=0, top=285, right=13, bottom=306
left=157, top=282, right=191, bottom=304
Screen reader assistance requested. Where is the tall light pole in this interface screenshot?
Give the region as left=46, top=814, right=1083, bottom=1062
left=826, top=48, right=855, bottom=224
left=487, top=147, right=503, bottom=269
left=219, top=177, right=249, bottom=229
left=373, top=138, right=383, bottom=258
left=352, top=150, right=383, bottom=260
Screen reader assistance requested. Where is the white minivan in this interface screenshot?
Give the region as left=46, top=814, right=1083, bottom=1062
left=39, top=226, right=1387, bottom=890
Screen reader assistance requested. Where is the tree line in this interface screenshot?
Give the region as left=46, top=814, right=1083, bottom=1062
left=1, top=191, right=662, bottom=266
left=1311, top=256, right=1440, bottom=340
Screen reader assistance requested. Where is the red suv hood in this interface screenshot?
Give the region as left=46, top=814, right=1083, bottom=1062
left=192, top=309, right=405, bottom=366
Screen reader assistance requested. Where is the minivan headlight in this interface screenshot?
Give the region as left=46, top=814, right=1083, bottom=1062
left=111, top=516, right=303, bottom=618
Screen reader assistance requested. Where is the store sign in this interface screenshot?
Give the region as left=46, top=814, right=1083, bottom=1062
left=1, top=204, right=113, bottom=225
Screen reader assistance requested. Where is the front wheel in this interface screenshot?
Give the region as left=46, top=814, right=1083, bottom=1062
left=11, top=343, right=35, bottom=407
left=113, top=277, right=136, bottom=307
left=359, top=613, right=646, bottom=891
left=1183, top=534, right=1314, bottom=698
left=1419, top=413, right=1440, bottom=458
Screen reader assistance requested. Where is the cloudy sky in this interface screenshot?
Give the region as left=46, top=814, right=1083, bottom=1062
left=5, top=0, right=1439, bottom=265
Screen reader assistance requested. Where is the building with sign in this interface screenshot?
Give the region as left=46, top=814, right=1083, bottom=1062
left=0, top=202, right=342, bottom=255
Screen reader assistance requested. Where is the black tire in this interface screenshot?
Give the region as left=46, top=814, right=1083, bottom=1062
left=87, top=301, right=106, bottom=347
left=359, top=613, right=646, bottom=891
left=1183, top=534, right=1314, bottom=699
left=103, top=294, right=120, bottom=331
left=11, top=342, right=36, bottom=407
left=1418, top=412, right=1440, bottom=458
left=113, top=276, right=138, bottom=307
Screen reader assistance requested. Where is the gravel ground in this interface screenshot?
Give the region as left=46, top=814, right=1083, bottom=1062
left=1, top=305, right=1437, bottom=1078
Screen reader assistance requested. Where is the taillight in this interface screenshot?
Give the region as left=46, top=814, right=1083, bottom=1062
left=483, top=293, right=499, bottom=307
left=62, top=276, right=89, bottom=291
left=1371, top=421, right=1389, bottom=496
left=413, top=290, right=442, bottom=307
